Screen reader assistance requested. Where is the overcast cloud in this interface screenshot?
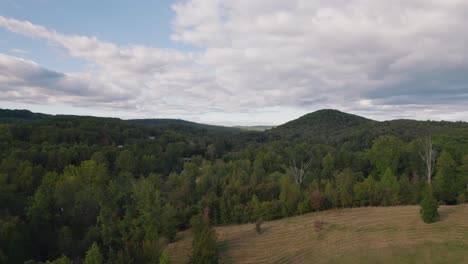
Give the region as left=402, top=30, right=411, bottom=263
left=1, top=0, right=468, bottom=125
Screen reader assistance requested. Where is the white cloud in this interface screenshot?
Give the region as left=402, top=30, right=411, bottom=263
left=10, top=48, right=28, bottom=54
left=1, top=0, right=468, bottom=125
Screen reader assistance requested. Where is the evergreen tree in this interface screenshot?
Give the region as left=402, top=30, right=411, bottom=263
left=380, top=167, right=399, bottom=206
left=83, top=242, right=103, bottom=264
left=420, top=189, right=439, bottom=224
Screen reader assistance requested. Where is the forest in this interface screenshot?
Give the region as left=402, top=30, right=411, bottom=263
left=0, top=108, right=467, bottom=263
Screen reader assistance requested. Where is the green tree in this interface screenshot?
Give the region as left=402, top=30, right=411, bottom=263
left=369, top=136, right=404, bottom=177
left=190, top=211, right=219, bottom=264
left=83, top=242, right=103, bottom=264
left=323, top=181, right=338, bottom=208
left=380, top=167, right=399, bottom=206
left=279, top=176, right=301, bottom=216
left=336, top=169, right=354, bottom=207
left=354, top=177, right=380, bottom=207
left=321, top=153, right=335, bottom=181
left=420, top=189, right=439, bottom=224
left=115, top=150, right=137, bottom=174
left=398, top=175, right=414, bottom=204
left=434, top=151, right=457, bottom=204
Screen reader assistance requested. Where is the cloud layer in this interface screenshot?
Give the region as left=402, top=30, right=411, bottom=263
left=1, top=0, right=468, bottom=124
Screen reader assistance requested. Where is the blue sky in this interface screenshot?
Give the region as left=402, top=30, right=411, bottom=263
left=0, top=0, right=187, bottom=71
left=1, top=1, right=468, bottom=125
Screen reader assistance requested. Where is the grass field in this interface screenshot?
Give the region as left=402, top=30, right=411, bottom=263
left=166, top=205, right=468, bottom=264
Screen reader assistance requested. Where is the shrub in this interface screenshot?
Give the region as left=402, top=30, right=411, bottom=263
left=310, top=190, right=324, bottom=211
left=83, top=242, right=103, bottom=264
left=159, top=251, right=171, bottom=264
left=456, top=193, right=466, bottom=204
left=420, top=191, right=439, bottom=224
left=255, top=218, right=264, bottom=234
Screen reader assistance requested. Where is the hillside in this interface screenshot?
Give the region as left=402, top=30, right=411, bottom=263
left=267, top=109, right=468, bottom=147
left=278, top=109, right=375, bottom=130
left=266, top=109, right=376, bottom=143
left=0, top=109, right=50, bottom=123
left=0, top=108, right=243, bottom=133
left=166, top=205, right=468, bottom=264
left=128, top=118, right=242, bottom=133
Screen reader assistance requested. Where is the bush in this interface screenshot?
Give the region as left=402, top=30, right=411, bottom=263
left=310, top=191, right=324, bottom=211
left=255, top=218, right=264, bottom=234
left=420, top=191, right=439, bottom=224
left=457, top=193, right=466, bottom=204
left=159, top=251, right=171, bottom=264
left=84, top=242, right=103, bottom=264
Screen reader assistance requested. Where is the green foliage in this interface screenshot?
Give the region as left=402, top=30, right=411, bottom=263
left=84, top=242, right=103, bottom=264
left=279, top=176, right=301, bottom=216
left=369, top=136, right=404, bottom=177
left=434, top=151, right=458, bottom=204
left=354, top=176, right=380, bottom=206
left=336, top=169, right=355, bottom=207
left=159, top=251, right=171, bottom=264
left=1, top=109, right=468, bottom=263
left=46, top=255, right=72, bottom=264
left=190, top=213, right=219, bottom=264
left=420, top=190, right=439, bottom=224
left=380, top=168, right=399, bottom=206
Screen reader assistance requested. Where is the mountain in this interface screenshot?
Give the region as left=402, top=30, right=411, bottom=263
left=127, top=118, right=243, bottom=133
left=0, top=109, right=244, bottom=135
left=0, top=109, right=50, bottom=123
left=267, top=109, right=375, bottom=142
left=278, top=109, right=375, bottom=130
left=266, top=109, right=468, bottom=148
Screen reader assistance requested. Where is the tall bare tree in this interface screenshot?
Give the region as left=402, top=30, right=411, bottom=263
left=289, top=158, right=313, bottom=186
left=419, top=137, right=437, bottom=185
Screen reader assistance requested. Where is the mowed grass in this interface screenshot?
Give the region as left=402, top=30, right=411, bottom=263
left=166, top=205, right=468, bottom=264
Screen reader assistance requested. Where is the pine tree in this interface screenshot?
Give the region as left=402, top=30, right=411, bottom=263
left=420, top=190, right=439, bottom=224
left=84, top=242, right=103, bottom=264
left=380, top=167, right=399, bottom=206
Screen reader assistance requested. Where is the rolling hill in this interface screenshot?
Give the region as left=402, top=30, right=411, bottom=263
left=278, top=109, right=375, bottom=130
left=166, top=205, right=468, bottom=264
left=267, top=109, right=468, bottom=147
left=0, top=108, right=243, bottom=133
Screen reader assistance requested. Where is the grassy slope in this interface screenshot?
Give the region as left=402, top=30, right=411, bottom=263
left=166, top=205, right=468, bottom=264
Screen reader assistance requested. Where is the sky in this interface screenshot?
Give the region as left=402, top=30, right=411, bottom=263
left=1, top=0, right=468, bottom=126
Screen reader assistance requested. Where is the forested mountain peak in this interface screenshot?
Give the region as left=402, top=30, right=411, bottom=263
left=276, top=109, right=375, bottom=130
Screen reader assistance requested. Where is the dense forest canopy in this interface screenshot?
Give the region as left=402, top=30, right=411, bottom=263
left=0, top=108, right=467, bottom=263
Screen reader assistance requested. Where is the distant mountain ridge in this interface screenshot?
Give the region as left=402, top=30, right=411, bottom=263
left=0, top=109, right=50, bottom=123
left=0, top=108, right=242, bottom=133
left=1, top=108, right=467, bottom=142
